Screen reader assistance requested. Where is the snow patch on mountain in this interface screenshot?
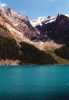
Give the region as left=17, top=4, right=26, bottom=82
left=65, top=14, right=69, bottom=17
left=30, top=16, right=56, bottom=27
left=30, top=13, right=69, bottom=27
left=30, top=17, right=47, bottom=27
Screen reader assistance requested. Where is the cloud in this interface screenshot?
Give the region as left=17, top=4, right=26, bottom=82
left=0, top=1, right=7, bottom=7
left=0, top=3, right=7, bottom=7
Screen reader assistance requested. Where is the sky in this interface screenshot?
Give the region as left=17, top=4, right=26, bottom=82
left=0, top=0, right=69, bottom=18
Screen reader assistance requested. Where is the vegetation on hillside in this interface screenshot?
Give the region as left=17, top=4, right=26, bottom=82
left=0, top=36, right=19, bottom=60
left=0, top=36, right=68, bottom=64
left=0, top=25, right=68, bottom=64
left=44, top=45, right=69, bottom=64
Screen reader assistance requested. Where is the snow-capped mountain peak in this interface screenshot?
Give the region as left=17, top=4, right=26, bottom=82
left=30, top=16, right=47, bottom=27
left=30, top=13, right=69, bottom=27
left=30, top=16, right=56, bottom=27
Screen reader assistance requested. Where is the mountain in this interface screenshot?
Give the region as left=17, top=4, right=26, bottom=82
left=31, top=14, right=69, bottom=43
left=0, top=6, right=40, bottom=42
left=30, top=16, right=56, bottom=27
left=0, top=5, right=69, bottom=64
left=30, top=14, right=69, bottom=64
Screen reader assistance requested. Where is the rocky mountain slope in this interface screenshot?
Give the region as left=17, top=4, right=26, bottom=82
left=0, top=5, right=69, bottom=64
left=31, top=14, right=69, bottom=43
left=0, top=6, right=40, bottom=42
left=30, top=14, right=69, bottom=64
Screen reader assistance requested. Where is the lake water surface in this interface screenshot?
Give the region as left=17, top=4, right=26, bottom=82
left=0, top=65, right=69, bottom=100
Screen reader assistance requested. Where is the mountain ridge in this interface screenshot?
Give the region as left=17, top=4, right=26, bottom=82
left=0, top=5, right=68, bottom=64
left=0, top=6, right=40, bottom=42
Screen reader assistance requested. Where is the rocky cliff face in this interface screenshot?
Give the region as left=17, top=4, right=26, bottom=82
left=32, top=14, right=69, bottom=44
left=0, top=6, right=40, bottom=42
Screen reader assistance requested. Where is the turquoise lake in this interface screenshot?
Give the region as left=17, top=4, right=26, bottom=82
left=0, top=65, right=69, bottom=100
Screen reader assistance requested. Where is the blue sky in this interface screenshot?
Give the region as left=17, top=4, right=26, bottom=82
left=0, top=0, right=69, bottom=18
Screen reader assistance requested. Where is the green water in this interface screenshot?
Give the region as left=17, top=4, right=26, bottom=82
left=0, top=65, right=69, bottom=100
